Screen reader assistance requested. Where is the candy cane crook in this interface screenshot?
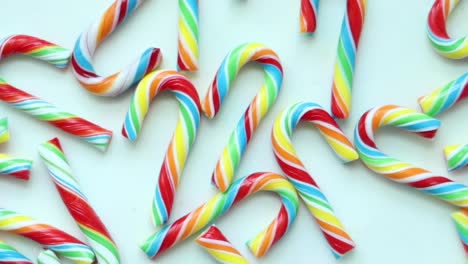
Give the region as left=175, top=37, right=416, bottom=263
left=72, top=0, right=163, bottom=96
left=196, top=225, right=249, bottom=264
left=300, top=0, right=319, bottom=33
left=38, top=138, right=120, bottom=264
left=0, top=240, right=33, bottom=264
left=428, top=0, right=468, bottom=59
left=330, top=0, right=367, bottom=119
left=122, top=70, right=201, bottom=226
left=418, top=73, right=468, bottom=171
left=355, top=105, right=468, bottom=254
left=203, top=43, right=283, bottom=192
left=141, top=172, right=299, bottom=259
left=272, top=102, right=357, bottom=259
left=177, top=0, right=200, bottom=71
left=0, top=35, right=112, bottom=151
left=0, top=117, right=32, bottom=179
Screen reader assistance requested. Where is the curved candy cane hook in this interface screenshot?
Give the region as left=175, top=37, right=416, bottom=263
left=300, top=0, right=319, bottom=33
left=122, top=70, right=201, bottom=226
left=418, top=73, right=468, bottom=171
left=330, top=0, right=367, bottom=119
left=203, top=43, right=283, bottom=192
left=72, top=0, right=163, bottom=96
left=196, top=225, right=249, bottom=264
left=0, top=35, right=112, bottom=151
left=428, top=0, right=468, bottom=59
left=177, top=0, right=199, bottom=71
left=0, top=239, right=33, bottom=263
left=355, top=105, right=468, bottom=254
left=141, top=172, right=299, bottom=259
left=0, top=117, right=32, bottom=179
left=272, top=102, right=358, bottom=259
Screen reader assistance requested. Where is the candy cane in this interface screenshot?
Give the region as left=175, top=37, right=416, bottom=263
left=418, top=73, right=468, bottom=171
left=141, top=172, right=298, bottom=259
left=38, top=250, right=61, bottom=264
left=0, top=239, right=33, bottom=264
left=355, top=105, right=468, bottom=254
left=272, top=102, right=357, bottom=259
left=195, top=225, right=249, bottom=264
left=0, top=208, right=95, bottom=263
left=121, top=70, right=201, bottom=226
left=428, top=0, right=468, bottom=59
left=71, top=0, right=163, bottom=96
left=38, top=138, right=120, bottom=264
left=300, top=0, right=319, bottom=33
left=0, top=35, right=112, bottom=151
left=177, top=0, right=199, bottom=71
left=0, top=117, right=32, bottom=179
left=330, top=0, right=367, bottom=119
left=203, top=43, right=283, bottom=192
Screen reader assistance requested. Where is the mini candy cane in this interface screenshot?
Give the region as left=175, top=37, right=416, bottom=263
left=428, top=0, right=468, bottom=59
left=141, top=172, right=298, bottom=259
left=0, top=240, right=32, bottom=264
left=203, top=43, right=283, bottom=192
left=0, top=117, right=32, bottom=180
left=0, top=35, right=112, bottom=151
left=38, top=250, right=61, bottom=264
left=0, top=208, right=95, bottom=263
left=177, top=0, right=199, bottom=71
left=419, top=73, right=468, bottom=171
left=355, top=105, right=468, bottom=254
left=72, top=0, right=163, bottom=96
left=196, top=225, right=249, bottom=264
left=38, top=138, right=120, bottom=264
left=300, top=0, right=319, bottom=33
left=121, top=70, right=201, bottom=226
left=272, top=102, right=357, bottom=259
left=330, top=0, right=367, bottom=119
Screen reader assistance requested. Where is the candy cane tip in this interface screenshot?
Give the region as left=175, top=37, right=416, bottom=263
left=46, top=137, right=62, bottom=149
left=11, top=169, right=31, bottom=180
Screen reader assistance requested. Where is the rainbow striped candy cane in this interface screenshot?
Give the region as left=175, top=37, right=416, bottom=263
left=38, top=138, right=120, bottom=264
left=121, top=70, right=201, bottom=226
left=177, top=0, right=199, bottom=71
left=330, top=0, right=367, bottom=119
left=38, top=250, right=61, bottom=264
left=72, top=0, right=163, bottom=96
left=141, top=172, right=298, bottom=259
left=418, top=73, right=468, bottom=171
left=0, top=35, right=112, bottom=151
left=0, top=208, right=95, bottom=263
left=196, top=225, right=249, bottom=264
left=355, top=105, right=468, bottom=254
left=300, top=0, right=320, bottom=33
left=428, top=0, right=468, bottom=59
left=0, top=240, right=33, bottom=264
left=203, top=43, right=283, bottom=192
left=272, top=102, right=358, bottom=259
left=0, top=117, right=32, bottom=179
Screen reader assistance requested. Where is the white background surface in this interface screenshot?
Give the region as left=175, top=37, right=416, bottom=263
left=1, top=0, right=468, bottom=263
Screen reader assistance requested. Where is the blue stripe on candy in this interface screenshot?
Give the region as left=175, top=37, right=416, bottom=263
left=73, top=38, right=95, bottom=72
left=187, top=0, right=199, bottom=21
left=340, top=15, right=356, bottom=67
left=174, top=91, right=200, bottom=127
left=291, top=179, right=329, bottom=204
left=124, top=114, right=138, bottom=141
left=154, top=187, right=168, bottom=223
left=423, top=182, right=468, bottom=195
left=132, top=48, right=156, bottom=86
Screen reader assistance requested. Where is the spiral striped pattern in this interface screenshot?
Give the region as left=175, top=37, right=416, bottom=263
left=0, top=117, right=10, bottom=144
left=177, top=0, right=199, bottom=71
left=0, top=240, right=32, bottom=264
left=71, top=0, right=163, bottom=96
left=38, top=250, right=61, bottom=264
left=38, top=138, right=120, bottom=264
left=330, top=0, right=367, bottom=119
left=203, top=43, right=283, bottom=192
left=0, top=117, right=32, bottom=180
left=272, top=102, right=357, bottom=259
left=196, top=225, right=249, bottom=264
left=0, top=35, right=112, bottom=151
left=141, top=172, right=298, bottom=259
left=428, top=0, right=468, bottom=59
left=300, top=0, right=319, bottom=33
left=122, top=70, right=201, bottom=226
left=453, top=209, right=468, bottom=253
left=0, top=208, right=95, bottom=263
left=419, top=73, right=468, bottom=171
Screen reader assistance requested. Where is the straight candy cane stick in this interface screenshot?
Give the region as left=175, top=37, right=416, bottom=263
left=38, top=138, right=120, bottom=264
left=141, top=172, right=298, bottom=259
left=300, top=0, right=319, bottom=33
left=203, top=43, right=283, bottom=192
left=72, top=0, right=162, bottom=96
left=272, top=102, right=357, bottom=259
